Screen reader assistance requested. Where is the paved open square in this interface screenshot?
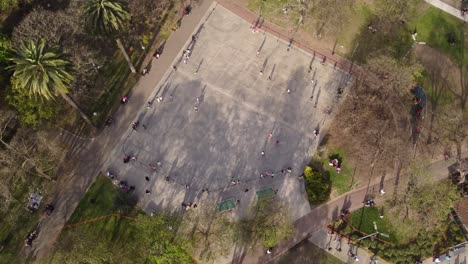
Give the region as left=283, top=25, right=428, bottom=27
left=106, top=4, right=352, bottom=221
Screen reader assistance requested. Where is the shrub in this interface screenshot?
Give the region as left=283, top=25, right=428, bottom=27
left=304, top=166, right=331, bottom=204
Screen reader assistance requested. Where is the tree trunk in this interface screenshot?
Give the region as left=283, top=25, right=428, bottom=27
left=116, top=38, right=137, bottom=74
left=58, top=92, right=95, bottom=129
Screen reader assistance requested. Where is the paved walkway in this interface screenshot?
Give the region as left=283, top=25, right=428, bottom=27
left=23, top=0, right=216, bottom=260
left=217, top=0, right=358, bottom=75
left=239, top=156, right=464, bottom=264
left=425, top=0, right=468, bottom=21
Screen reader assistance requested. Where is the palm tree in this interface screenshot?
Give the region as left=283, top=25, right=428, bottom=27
left=8, top=39, right=94, bottom=127
left=83, top=0, right=130, bottom=36
left=84, top=0, right=135, bottom=73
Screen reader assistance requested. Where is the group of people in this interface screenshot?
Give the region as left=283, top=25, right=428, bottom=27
left=329, top=158, right=342, bottom=173
left=24, top=229, right=38, bottom=247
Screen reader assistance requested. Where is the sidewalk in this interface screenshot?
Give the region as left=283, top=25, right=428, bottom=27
left=24, top=0, right=216, bottom=261
left=425, top=0, right=468, bottom=21
left=216, top=0, right=358, bottom=75
left=308, top=228, right=390, bottom=264
left=240, top=156, right=464, bottom=264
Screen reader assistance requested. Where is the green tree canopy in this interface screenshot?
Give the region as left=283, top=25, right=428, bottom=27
left=304, top=165, right=331, bottom=204
left=83, top=0, right=130, bottom=36
left=6, top=87, right=60, bottom=128
left=0, top=0, right=17, bottom=12
left=239, top=197, right=294, bottom=249
left=8, top=39, right=95, bottom=127
left=8, top=39, right=74, bottom=100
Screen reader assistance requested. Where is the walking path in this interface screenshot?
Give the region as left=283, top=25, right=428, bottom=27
left=217, top=0, right=358, bottom=75
left=239, top=156, right=464, bottom=264
left=23, top=0, right=216, bottom=260
left=23, top=0, right=462, bottom=262
left=425, top=0, right=468, bottom=21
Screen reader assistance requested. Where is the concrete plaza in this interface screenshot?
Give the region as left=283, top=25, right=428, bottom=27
left=105, top=4, right=352, bottom=221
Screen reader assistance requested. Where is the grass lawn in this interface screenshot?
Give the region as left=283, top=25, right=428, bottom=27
left=52, top=175, right=143, bottom=262
left=88, top=3, right=180, bottom=128
left=53, top=175, right=193, bottom=263
left=410, top=6, right=467, bottom=65
left=334, top=206, right=466, bottom=262
left=349, top=207, right=399, bottom=244
left=67, top=175, right=138, bottom=224
left=336, top=2, right=373, bottom=56
left=421, top=71, right=457, bottom=109
left=0, top=174, right=49, bottom=264
left=247, top=0, right=297, bottom=29
left=316, top=148, right=353, bottom=196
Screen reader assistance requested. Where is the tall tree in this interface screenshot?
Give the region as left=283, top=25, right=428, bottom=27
left=8, top=39, right=94, bottom=127
left=178, top=202, right=237, bottom=261
left=83, top=0, right=130, bottom=36
left=239, top=197, right=294, bottom=249
left=83, top=0, right=135, bottom=73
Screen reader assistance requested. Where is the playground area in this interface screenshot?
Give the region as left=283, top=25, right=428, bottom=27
left=105, top=4, right=353, bottom=221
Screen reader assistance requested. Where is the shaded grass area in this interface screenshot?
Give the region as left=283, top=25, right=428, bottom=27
left=87, top=53, right=138, bottom=128
left=332, top=207, right=465, bottom=262
left=247, top=0, right=298, bottom=28
left=53, top=175, right=193, bottom=263
left=67, top=175, right=138, bottom=224
left=316, top=148, right=352, bottom=196
left=87, top=4, right=180, bottom=128
left=349, top=207, right=399, bottom=244
left=336, top=2, right=373, bottom=56
left=53, top=176, right=143, bottom=262
left=272, top=239, right=344, bottom=264
left=0, top=175, right=49, bottom=264
left=410, top=7, right=467, bottom=65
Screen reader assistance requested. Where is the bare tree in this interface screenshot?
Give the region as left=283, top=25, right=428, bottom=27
left=0, top=112, right=64, bottom=181
left=178, top=202, right=237, bottom=261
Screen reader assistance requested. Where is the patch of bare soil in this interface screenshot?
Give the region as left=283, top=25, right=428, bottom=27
left=415, top=44, right=462, bottom=96
left=326, top=76, right=411, bottom=189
